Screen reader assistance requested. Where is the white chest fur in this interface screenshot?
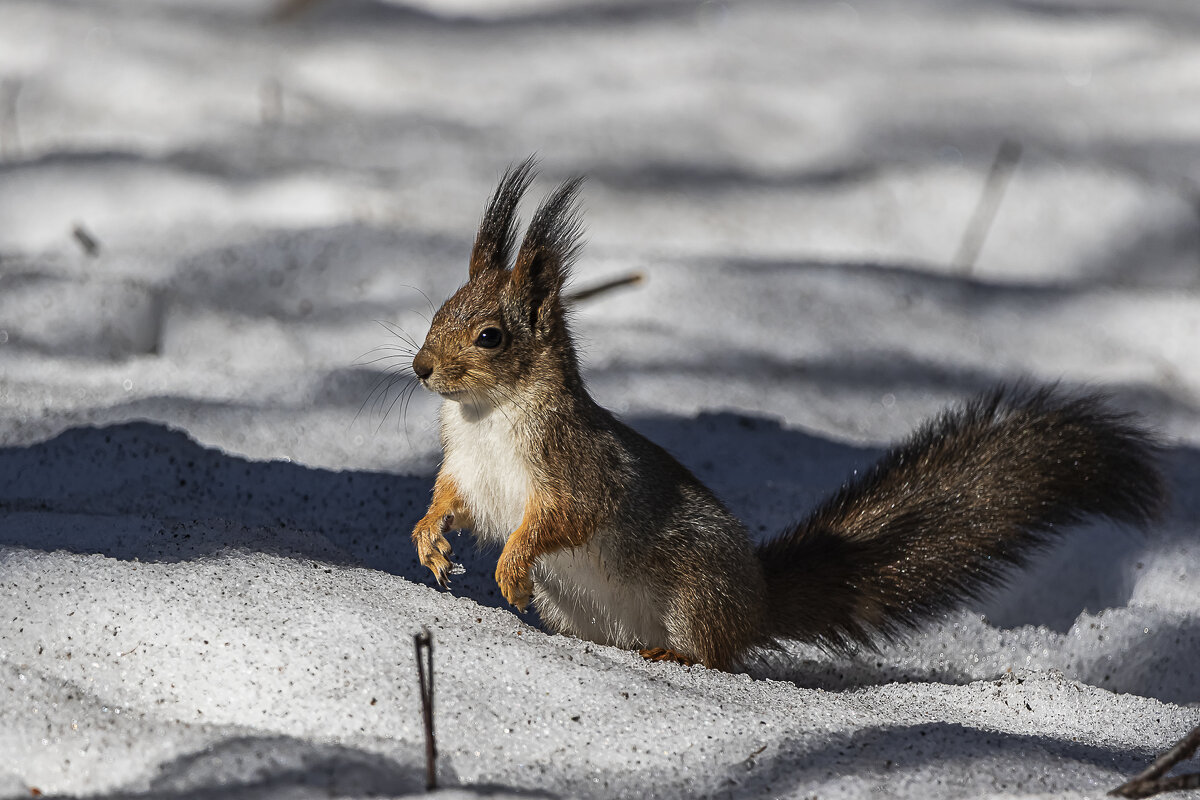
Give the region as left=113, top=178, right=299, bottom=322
left=439, top=399, right=532, bottom=546
left=437, top=398, right=670, bottom=651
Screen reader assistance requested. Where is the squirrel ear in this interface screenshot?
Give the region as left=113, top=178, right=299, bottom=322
left=469, top=158, right=537, bottom=279
left=510, top=176, right=584, bottom=335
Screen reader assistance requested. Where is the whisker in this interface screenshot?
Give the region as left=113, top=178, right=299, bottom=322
left=401, top=372, right=423, bottom=417
left=366, top=353, right=415, bottom=367
left=376, top=361, right=412, bottom=400
left=476, top=373, right=531, bottom=416
left=365, top=343, right=418, bottom=354
left=355, top=351, right=416, bottom=367
left=398, top=283, right=438, bottom=323
left=374, top=318, right=404, bottom=336
left=399, top=380, right=423, bottom=447
left=376, top=319, right=424, bottom=352
left=368, top=379, right=399, bottom=429
left=374, top=367, right=411, bottom=419
left=378, top=373, right=415, bottom=434
left=394, top=331, right=424, bottom=352
left=353, top=312, right=429, bottom=435
left=464, top=375, right=527, bottom=430
left=354, top=366, right=402, bottom=428
left=494, top=388, right=532, bottom=426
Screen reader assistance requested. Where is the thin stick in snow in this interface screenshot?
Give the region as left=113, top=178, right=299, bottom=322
left=414, top=628, right=437, bottom=791
left=953, top=139, right=1022, bottom=275
left=1110, top=725, right=1200, bottom=798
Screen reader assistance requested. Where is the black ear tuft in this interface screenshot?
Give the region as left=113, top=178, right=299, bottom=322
left=470, top=157, right=537, bottom=279
left=510, top=176, right=585, bottom=332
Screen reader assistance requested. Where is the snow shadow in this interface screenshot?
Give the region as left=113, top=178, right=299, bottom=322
left=23, top=733, right=554, bottom=800
left=92, top=736, right=429, bottom=800
left=0, top=421, right=465, bottom=590
left=283, top=0, right=702, bottom=29
left=733, top=720, right=1151, bottom=798
left=1, top=414, right=1195, bottom=695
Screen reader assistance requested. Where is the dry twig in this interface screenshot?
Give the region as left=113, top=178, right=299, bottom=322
left=953, top=139, right=1022, bottom=275
left=72, top=223, right=101, bottom=258
left=271, top=0, right=325, bottom=21
left=260, top=78, right=283, bottom=126
left=566, top=272, right=644, bottom=303
left=1, top=77, right=20, bottom=158
left=1110, top=725, right=1200, bottom=798
left=414, top=628, right=437, bottom=790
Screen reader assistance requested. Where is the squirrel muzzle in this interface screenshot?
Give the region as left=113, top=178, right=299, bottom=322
left=412, top=349, right=435, bottom=381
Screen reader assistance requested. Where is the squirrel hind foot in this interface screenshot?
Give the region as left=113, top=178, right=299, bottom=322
left=639, top=648, right=698, bottom=668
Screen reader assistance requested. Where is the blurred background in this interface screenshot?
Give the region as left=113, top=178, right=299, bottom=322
left=4, top=7, right=1200, bottom=794
left=1, top=0, right=1199, bottom=475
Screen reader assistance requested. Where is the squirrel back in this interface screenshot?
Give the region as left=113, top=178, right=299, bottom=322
left=407, top=160, right=1166, bottom=671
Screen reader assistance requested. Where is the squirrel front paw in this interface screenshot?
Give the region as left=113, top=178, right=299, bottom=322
left=495, top=548, right=534, bottom=612
left=412, top=513, right=456, bottom=587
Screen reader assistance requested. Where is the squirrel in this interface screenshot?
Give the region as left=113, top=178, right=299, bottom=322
left=407, top=159, right=1166, bottom=671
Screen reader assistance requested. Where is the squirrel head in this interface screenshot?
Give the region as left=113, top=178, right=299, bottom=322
left=413, top=159, right=585, bottom=407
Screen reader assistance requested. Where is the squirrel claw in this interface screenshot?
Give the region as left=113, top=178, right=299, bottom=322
left=414, top=523, right=456, bottom=589
left=435, top=560, right=465, bottom=587
left=495, top=558, right=534, bottom=612
left=639, top=648, right=697, bottom=667
left=426, top=554, right=452, bottom=588
left=500, top=581, right=532, bottom=612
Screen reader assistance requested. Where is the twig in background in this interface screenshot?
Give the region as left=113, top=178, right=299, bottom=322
left=566, top=272, right=644, bottom=303
left=271, top=0, right=325, bottom=21
left=953, top=139, right=1022, bottom=275
left=1110, top=725, right=1200, bottom=798
left=260, top=78, right=283, bottom=127
left=72, top=224, right=101, bottom=258
left=414, top=628, right=437, bottom=791
left=1, top=77, right=20, bottom=158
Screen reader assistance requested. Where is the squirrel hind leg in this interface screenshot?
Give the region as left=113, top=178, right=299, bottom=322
left=639, top=647, right=697, bottom=667
left=646, top=610, right=755, bottom=671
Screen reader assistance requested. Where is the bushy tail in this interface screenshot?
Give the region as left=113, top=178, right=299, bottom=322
left=757, top=385, right=1166, bottom=651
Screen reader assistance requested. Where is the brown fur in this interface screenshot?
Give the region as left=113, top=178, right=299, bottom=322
left=406, top=160, right=1166, bottom=671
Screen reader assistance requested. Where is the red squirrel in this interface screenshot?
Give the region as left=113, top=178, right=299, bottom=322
left=407, top=160, right=1165, bottom=670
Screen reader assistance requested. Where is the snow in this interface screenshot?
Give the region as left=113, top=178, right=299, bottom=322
left=1, top=0, right=1199, bottom=797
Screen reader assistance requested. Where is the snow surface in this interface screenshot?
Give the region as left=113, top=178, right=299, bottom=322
left=1, top=0, right=1199, bottom=797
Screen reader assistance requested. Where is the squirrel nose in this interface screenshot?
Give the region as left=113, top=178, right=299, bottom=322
left=412, top=350, right=434, bottom=380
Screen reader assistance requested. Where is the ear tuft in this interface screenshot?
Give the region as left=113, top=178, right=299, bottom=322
left=470, top=157, right=537, bottom=279
left=509, top=176, right=585, bottom=332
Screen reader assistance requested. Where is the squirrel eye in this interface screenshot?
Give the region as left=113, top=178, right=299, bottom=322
left=474, top=327, right=503, bottom=349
